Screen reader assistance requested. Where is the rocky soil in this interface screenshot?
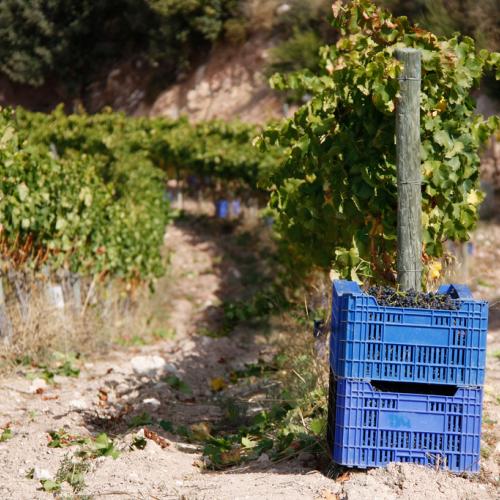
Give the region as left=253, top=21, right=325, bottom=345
left=0, top=208, right=498, bottom=499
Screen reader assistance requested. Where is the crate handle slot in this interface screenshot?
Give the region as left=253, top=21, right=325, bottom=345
left=370, top=380, right=458, bottom=397
left=437, top=284, right=472, bottom=300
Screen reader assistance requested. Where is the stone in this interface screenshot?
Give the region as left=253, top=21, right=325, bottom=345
left=29, top=378, right=47, bottom=394
left=131, top=356, right=167, bottom=376
left=69, top=399, right=88, bottom=410
left=142, top=397, right=161, bottom=407
left=175, top=443, right=201, bottom=454
left=33, top=467, right=53, bottom=481
left=164, top=363, right=178, bottom=374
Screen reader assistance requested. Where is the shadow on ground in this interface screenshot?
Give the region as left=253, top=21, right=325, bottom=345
left=81, top=209, right=330, bottom=476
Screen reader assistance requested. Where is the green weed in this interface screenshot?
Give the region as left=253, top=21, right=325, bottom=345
left=55, top=455, right=90, bottom=493
left=152, top=328, right=176, bottom=341
left=128, top=412, right=153, bottom=428
left=0, top=428, right=13, bottom=442
left=79, top=433, right=120, bottom=459
left=130, top=435, right=147, bottom=450
left=164, top=374, right=192, bottom=394
left=48, top=429, right=88, bottom=448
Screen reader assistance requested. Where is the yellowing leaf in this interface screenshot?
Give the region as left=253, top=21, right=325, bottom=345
left=0, top=126, right=15, bottom=148
left=423, top=161, right=436, bottom=178
left=436, top=99, right=447, bottom=113
left=209, top=377, right=227, bottom=392
left=421, top=212, right=429, bottom=227
left=428, top=261, right=442, bottom=280
left=17, top=183, right=29, bottom=202
left=241, top=436, right=257, bottom=449
left=467, top=190, right=481, bottom=205
left=190, top=422, right=212, bottom=441
left=220, top=448, right=241, bottom=465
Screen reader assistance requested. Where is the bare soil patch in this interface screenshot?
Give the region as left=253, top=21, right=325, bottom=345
left=0, top=212, right=498, bottom=499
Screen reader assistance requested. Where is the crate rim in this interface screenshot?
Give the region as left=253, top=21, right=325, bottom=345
left=333, top=280, right=488, bottom=311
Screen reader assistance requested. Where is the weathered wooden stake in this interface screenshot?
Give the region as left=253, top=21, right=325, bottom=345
left=395, top=48, right=422, bottom=291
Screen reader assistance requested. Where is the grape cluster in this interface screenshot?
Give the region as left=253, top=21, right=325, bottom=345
left=365, top=286, right=459, bottom=310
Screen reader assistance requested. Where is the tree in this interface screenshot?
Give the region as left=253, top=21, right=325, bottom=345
left=0, top=0, right=241, bottom=90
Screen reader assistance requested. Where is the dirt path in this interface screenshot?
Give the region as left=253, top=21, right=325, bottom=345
left=0, top=214, right=498, bottom=499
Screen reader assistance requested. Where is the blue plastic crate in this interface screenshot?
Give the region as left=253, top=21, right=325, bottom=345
left=230, top=199, right=241, bottom=217
left=330, top=281, right=488, bottom=386
left=215, top=199, right=229, bottom=219
left=327, top=372, right=483, bottom=473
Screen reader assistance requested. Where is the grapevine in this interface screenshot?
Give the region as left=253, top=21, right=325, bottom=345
left=0, top=107, right=282, bottom=285
left=259, top=0, right=500, bottom=285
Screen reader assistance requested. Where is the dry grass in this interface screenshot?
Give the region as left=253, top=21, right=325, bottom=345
left=272, top=272, right=332, bottom=415
left=0, top=277, right=169, bottom=374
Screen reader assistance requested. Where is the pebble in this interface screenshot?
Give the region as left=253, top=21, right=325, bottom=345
left=143, top=397, right=161, bottom=407
left=200, top=336, right=213, bottom=347
left=33, top=467, right=53, bottom=481
left=131, top=355, right=167, bottom=376
left=104, top=376, right=125, bottom=388
left=182, top=339, right=197, bottom=352
left=175, top=443, right=201, bottom=454
left=164, top=362, right=178, bottom=374
left=153, top=382, right=168, bottom=391
left=116, top=383, right=130, bottom=395
left=69, top=399, right=88, bottom=410
left=29, top=378, right=47, bottom=394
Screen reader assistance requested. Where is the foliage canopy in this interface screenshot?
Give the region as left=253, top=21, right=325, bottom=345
left=259, top=0, right=500, bottom=284
left=0, top=0, right=240, bottom=88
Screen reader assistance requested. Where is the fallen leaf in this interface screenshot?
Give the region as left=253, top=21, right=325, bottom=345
left=220, top=448, right=241, bottom=465
left=190, top=422, right=212, bottom=440
left=144, top=428, right=169, bottom=448
left=98, top=389, right=108, bottom=402
left=209, top=377, right=227, bottom=392
left=336, top=471, right=351, bottom=483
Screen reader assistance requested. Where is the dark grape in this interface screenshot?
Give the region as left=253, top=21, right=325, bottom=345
left=365, top=285, right=459, bottom=310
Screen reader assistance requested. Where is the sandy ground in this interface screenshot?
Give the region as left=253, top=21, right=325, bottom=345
left=0, top=211, right=498, bottom=499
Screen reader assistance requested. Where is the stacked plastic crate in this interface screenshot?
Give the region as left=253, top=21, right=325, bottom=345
left=327, top=280, right=488, bottom=473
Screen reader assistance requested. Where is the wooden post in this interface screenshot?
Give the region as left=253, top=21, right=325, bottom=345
left=395, top=48, right=422, bottom=291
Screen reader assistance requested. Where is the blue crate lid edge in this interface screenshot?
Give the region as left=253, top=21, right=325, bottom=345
left=333, top=280, right=479, bottom=301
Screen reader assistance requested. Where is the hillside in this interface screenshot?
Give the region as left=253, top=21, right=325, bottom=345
left=0, top=1, right=498, bottom=124
left=0, top=3, right=499, bottom=499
